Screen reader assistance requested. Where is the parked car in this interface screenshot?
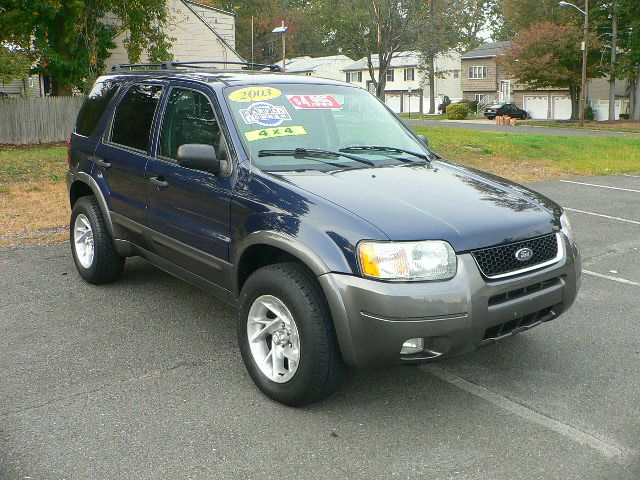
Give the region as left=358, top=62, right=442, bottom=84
left=67, top=61, right=581, bottom=406
left=484, top=103, right=528, bottom=120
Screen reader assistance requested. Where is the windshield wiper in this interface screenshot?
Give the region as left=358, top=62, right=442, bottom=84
left=258, top=148, right=375, bottom=167
left=339, top=146, right=432, bottom=162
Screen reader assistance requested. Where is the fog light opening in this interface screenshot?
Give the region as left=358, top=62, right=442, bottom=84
left=400, top=338, right=424, bottom=355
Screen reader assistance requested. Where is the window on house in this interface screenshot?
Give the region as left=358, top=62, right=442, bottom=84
left=453, top=70, right=459, bottom=79
left=110, top=84, right=163, bottom=151
left=386, top=69, right=394, bottom=82
left=475, top=94, right=486, bottom=104
left=404, top=68, right=415, bottom=82
left=346, top=71, right=363, bottom=83
left=468, top=66, right=488, bottom=79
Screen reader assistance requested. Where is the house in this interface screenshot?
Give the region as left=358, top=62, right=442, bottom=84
left=0, top=75, right=43, bottom=98
left=461, top=41, right=629, bottom=120
left=342, top=51, right=463, bottom=114
left=274, top=55, right=354, bottom=81
left=104, top=0, right=242, bottom=72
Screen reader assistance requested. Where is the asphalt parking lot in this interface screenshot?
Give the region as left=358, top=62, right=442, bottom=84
left=1, top=175, right=639, bottom=479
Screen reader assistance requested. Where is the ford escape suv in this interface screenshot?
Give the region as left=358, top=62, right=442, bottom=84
left=67, top=61, right=581, bottom=406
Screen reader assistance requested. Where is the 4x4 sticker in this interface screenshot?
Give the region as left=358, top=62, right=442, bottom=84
left=245, top=126, right=307, bottom=142
left=229, top=87, right=281, bottom=102
left=287, top=94, right=342, bottom=110
left=239, top=102, right=292, bottom=127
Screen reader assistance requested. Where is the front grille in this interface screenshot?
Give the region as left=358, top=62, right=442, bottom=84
left=483, top=306, right=556, bottom=341
left=472, top=234, right=559, bottom=278
left=488, top=277, right=562, bottom=306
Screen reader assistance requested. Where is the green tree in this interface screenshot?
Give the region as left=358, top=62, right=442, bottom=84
left=0, top=46, right=31, bottom=87
left=487, top=0, right=576, bottom=40
left=316, top=0, right=422, bottom=99
left=499, top=21, right=604, bottom=120
left=0, top=0, right=172, bottom=95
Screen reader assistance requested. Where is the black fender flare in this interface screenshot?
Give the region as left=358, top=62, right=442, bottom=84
left=68, top=171, right=115, bottom=237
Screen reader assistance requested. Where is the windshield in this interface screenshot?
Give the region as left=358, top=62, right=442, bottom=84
left=224, top=83, right=430, bottom=171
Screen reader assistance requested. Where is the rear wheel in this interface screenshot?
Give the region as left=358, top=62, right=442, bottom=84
left=238, top=262, right=346, bottom=406
left=70, top=196, right=124, bottom=284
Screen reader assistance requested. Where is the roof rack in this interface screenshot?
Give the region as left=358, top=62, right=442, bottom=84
left=111, top=61, right=283, bottom=73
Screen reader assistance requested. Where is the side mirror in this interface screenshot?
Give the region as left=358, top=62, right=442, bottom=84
left=416, top=134, right=429, bottom=147
left=177, top=144, right=220, bottom=173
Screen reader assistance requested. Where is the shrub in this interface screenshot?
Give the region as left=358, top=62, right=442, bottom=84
left=457, top=99, right=479, bottom=112
left=619, top=113, right=630, bottom=120
left=585, top=106, right=595, bottom=121
left=446, top=103, right=470, bottom=120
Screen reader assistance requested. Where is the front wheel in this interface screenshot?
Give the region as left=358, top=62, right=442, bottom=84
left=238, top=263, right=346, bottom=406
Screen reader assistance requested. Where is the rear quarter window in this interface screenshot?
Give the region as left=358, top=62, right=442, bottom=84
left=75, top=81, right=119, bottom=136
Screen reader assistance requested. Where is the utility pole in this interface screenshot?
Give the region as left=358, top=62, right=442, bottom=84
left=559, top=1, right=589, bottom=126
left=281, top=21, right=286, bottom=72
left=609, top=0, right=618, bottom=122
left=580, top=0, right=589, bottom=127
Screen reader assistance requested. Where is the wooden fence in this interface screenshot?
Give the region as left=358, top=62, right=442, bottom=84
left=0, top=96, right=85, bottom=145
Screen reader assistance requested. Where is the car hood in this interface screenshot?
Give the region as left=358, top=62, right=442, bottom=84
left=270, top=161, right=561, bottom=252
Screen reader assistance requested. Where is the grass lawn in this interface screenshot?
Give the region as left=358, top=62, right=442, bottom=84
left=522, top=120, right=640, bottom=134
left=2, top=128, right=640, bottom=244
left=0, top=143, right=69, bottom=245
left=415, top=126, right=640, bottom=183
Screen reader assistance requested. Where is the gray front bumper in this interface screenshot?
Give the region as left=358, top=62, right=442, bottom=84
left=319, top=235, right=581, bottom=369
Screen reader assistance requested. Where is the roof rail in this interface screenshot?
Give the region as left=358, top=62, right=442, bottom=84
left=111, top=61, right=283, bottom=73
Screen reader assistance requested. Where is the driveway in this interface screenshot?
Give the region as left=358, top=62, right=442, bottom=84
left=1, top=176, right=639, bottom=479
left=407, top=119, right=640, bottom=137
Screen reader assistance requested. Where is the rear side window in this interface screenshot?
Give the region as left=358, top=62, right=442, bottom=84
left=75, top=81, right=118, bottom=136
left=110, top=84, right=163, bottom=151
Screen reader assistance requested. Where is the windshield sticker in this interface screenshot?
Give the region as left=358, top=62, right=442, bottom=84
left=287, top=95, right=342, bottom=110
left=245, top=126, right=307, bottom=142
left=239, top=102, right=292, bottom=127
left=229, top=87, right=281, bottom=102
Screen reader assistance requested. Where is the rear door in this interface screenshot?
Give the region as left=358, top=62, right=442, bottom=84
left=94, top=82, right=164, bottom=244
left=145, top=83, right=233, bottom=289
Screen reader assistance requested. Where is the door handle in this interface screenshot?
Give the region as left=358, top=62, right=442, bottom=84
left=90, top=156, right=111, bottom=170
left=149, top=176, right=169, bottom=189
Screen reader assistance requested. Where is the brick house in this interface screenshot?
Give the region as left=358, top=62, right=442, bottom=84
left=461, top=42, right=629, bottom=120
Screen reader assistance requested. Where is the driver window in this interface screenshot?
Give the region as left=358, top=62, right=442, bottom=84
left=159, top=88, right=223, bottom=161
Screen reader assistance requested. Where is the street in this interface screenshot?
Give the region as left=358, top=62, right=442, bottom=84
left=1, top=175, right=639, bottom=479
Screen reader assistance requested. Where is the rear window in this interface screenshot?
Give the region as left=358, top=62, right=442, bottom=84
left=110, top=84, right=163, bottom=151
left=75, top=81, right=119, bottom=136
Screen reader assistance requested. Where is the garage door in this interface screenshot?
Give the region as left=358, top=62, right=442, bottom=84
left=385, top=94, right=402, bottom=113
left=523, top=95, right=549, bottom=119
left=552, top=96, right=572, bottom=120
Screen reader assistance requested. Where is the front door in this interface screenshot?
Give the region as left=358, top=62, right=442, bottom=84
left=146, top=84, right=233, bottom=289
left=94, top=83, right=164, bottom=244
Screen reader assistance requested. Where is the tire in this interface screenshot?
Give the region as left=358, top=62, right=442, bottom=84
left=521, top=112, right=528, bottom=120
left=238, top=262, right=346, bottom=406
left=70, top=195, right=125, bottom=284
left=487, top=116, right=495, bottom=120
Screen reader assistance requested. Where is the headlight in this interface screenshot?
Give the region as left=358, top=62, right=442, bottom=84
left=358, top=240, right=457, bottom=281
left=560, top=211, right=574, bottom=243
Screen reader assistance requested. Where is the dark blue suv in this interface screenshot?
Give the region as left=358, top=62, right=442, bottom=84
left=67, top=62, right=581, bottom=406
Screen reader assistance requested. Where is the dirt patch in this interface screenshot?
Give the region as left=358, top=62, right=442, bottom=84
left=0, top=180, right=69, bottom=246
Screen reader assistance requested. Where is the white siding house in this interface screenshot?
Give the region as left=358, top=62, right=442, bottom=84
left=105, top=0, right=242, bottom=72
left=343, top=51, right=462, bottom=114
left=275, top=55, right=354, bottom=81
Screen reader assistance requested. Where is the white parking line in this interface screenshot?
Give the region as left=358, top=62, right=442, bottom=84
left=564, top=207, right=640, bottom=225
left=622, top=174, right=640, bottom=178
left=422, top=365, right=636, bottom=462
left=559, top=180, right=640, bottom=193
left=582, top=270, right=640, bottom=286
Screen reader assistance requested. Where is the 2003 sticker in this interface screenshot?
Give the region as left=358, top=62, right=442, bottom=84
left=245, top=126, right=307, bottom=142
left=229, top=87, right=282, bottom=102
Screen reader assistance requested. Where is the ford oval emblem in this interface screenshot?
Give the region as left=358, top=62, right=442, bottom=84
left=515, top=248, right=534, bottom=262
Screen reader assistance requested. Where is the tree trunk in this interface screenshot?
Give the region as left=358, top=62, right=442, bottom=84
left=608, top=0, right=618, bottom=122
left=630, top=79, right=636, bottom=119
left=634, top=76, right=640, bottom=120
left=427, top=55, right=436, bottom=114
left=570, top=85, right=580, bottom=121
